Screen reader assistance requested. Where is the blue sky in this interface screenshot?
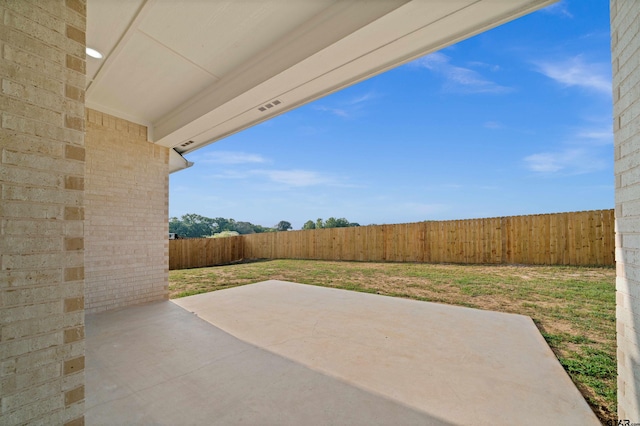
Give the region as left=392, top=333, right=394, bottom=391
left=170, top=0, right=613, bottom=230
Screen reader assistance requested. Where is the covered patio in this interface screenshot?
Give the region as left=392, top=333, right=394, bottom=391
left=86, top=281, right=598, bottom=425
left=2, top=0, right=639, bottom=423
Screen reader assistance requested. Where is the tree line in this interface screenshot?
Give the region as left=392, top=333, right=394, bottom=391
left=169, top=214, right=359, bottom=238
left=302, top=218, right=360, bottom=229
left=169, top=214, right=277, bottom=238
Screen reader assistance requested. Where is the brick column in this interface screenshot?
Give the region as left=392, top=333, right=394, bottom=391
left=0, top=0, right=86, bottom=424
left=612, top=0, right=640, bottom=421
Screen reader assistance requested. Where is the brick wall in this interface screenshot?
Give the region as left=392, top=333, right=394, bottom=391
left=0, top=0, right=86, bottom=424
left=84, top=109, right=169, bottom=314
left=612, top=0, right=640, bottom=421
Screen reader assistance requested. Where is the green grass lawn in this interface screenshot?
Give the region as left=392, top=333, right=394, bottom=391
left=169, top=259, right=616, bottom=424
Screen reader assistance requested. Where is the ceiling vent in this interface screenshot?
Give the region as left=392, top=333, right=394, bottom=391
left=258, top=99, right=282, bottom=112
left=179, top=140, right=195, bottom=148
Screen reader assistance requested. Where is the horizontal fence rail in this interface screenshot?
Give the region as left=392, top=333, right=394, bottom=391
left=169, top=209, right=615, bottom=270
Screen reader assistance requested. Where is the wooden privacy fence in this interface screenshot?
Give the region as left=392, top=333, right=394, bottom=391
left=169, top=209, right=615, bottom=270
left=169, top=235, right=243, bottom=270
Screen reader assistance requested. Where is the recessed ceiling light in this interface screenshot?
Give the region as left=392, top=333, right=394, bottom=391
left=86, top=47, right=103, bottom=59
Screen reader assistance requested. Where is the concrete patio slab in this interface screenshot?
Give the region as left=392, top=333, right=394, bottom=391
left=86, top=297, right=448, bottom=425
left=87, top=280, right=599, bottom=425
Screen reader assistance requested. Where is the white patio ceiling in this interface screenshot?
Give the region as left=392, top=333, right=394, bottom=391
left=85, top=0, right=556, bottom=171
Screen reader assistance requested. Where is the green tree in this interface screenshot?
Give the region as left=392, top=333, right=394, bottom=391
left=234, top=221, right=256, bottom=234
left=169, top=216, right=187, bottom=235
left=170, top=213, right=217, bottom=237
left=334, top=218, right=352, bottom=228
left=251, top=224, right=271, bottom=233
left=276, top=221, right=292, bottom=231
left=169, top=213, right=280, bottom=237
left=212, top=217, right=232, bottom=232
left=324, top=217, right=338, bottom=228
left=303, top=217, right=360, bottom=229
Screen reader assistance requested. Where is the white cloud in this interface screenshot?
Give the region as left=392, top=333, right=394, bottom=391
left=315, top=91, right=378, bottom=118
left=541, top=1, right=573, bottom=18
left=535, top=56, right=611, bottom=95
left=347, top=92, right=377, bottom=105
left=314, top=106, right=350, bottom=118
left=208, top=170, right=250, bottom=179
left=524, top=152, right=565, bottom=173
left=484, top=121, right=504, bottom=129
left=467, top=61, right=501, bottom=72
left=524, top=148, right=608, bottom=175
left=575, top=127, right=613, bottom=145
left=197, top=151, right=267, bottom=165
left=254, top=169, right=332, bottom=187
left=412, top=52, right=511, bottom=94
left=524, top=121, right=613, bottom=176
left=209, top=168, right=335, bottom=187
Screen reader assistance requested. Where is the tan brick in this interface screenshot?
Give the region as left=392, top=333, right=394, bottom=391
left=14, top=363, right=62, bottom=391
left=61, top=369, right=85, bottom=393
left=0, top=165, right=63, bottom=189
left=64, top=115, right=84, bottom=132
left=2, top=113, right=84, bottom=145
left=2, top=0, right=67, bottom=34
left=64, top=206, right=84, bottom=220
left=0, top=91, right=63, bottom=126
left=64, top=144, right=85, bottom=161
left=65, top=84, right=84, bottom=102
left=2, top=359, right=17, bottom=377
left=64, top=297, right=84, bottom=312
left=2, top=252, right=63, bottom=271
left=2, top=149, right=84, bottom=175
left=1, top=379, right=61, bottom=412
left=65, top=98, right=86, bottom=119
left=65, top=0, right=86, bottom=16
left=3, top=10, right=76, bottom=56
left=63, top=326, right=84, bottom=344
left=65, top=416, right=85, bottom=426
left=0, top=132, right=65, bottom=157
left=17, top=196, right=59, bottom=220
left=63, top=356, right=84, bottom=376
left=85, top=108, right=101, bottom=124
left=65, top=54, right=85, bottom=74
left=2, top=74, right=65, bottom=112
left=64, top=385, right=84, bottom=406
left=2, top=313, right=81, bottom=341
left=64, top=237, right=84, bottom=251
left=64, top=176, right=84, bottom=190
left=66, top=24, right=85, bottom=44
left=1, top=374, right=18, bottom=394
left=2, top=184, right=82, bottom=206
left=65, top=221, right=84, bottom=238
left=0, top=269, right=62, bottom=289
left=1, top=63, right=62, bottom=98
left=64, top=267, right=84, bottom=282
left=0, top=235, right=61, bottom=255
left=0, top=23, right=65, bottom=66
